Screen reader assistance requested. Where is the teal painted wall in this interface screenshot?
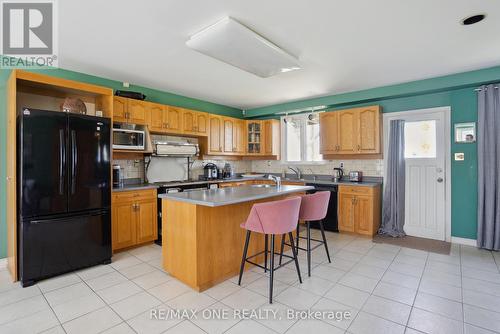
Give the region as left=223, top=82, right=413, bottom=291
left=1, top=66, right=498, bottom=258
left=313, top=89, right=479, bottom=239
left=0, top=67, right=242, bottom=259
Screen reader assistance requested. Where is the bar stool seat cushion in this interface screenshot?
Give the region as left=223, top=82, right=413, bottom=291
left=299, top=191, right=330, bottom=221
left=241, top=196, right=302, bottom=234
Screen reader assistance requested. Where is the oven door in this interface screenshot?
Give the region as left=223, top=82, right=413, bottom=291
left=113, top=129, right=145, bottom=150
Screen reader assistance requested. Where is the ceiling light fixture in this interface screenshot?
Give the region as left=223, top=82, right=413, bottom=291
left=461, top=14, right=486, bottom=25
left=186, top=17, right=301, bottom=78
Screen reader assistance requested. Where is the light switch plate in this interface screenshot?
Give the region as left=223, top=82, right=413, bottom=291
left=454, top=153, right=465, bottom=161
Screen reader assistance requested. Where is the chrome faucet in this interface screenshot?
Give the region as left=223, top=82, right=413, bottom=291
left=268, top=174, right=281, bottom=188
left=307, top=168, right=317, bottom=181
left=288, top=167, right=301, bottom=179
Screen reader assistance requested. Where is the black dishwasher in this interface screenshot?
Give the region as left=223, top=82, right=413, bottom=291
left=305, top=183, right=339, bottom=232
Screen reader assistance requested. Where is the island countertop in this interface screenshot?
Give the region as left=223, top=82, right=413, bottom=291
left=158, top=185, right=314, bottom=207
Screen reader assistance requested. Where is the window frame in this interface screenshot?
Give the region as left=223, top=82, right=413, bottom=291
left=280, top=113, right=326, bottom=165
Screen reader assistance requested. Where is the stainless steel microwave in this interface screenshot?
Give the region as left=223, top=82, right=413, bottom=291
left=112, top=128, right=145, bottom=150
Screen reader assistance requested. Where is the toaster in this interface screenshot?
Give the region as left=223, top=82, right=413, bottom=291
left=349, top=171, right=363, bottom=182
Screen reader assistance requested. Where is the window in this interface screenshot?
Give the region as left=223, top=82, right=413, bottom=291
left=281, top=113, right=323, bottom=163
left=404, top=120, right=436, bottom=158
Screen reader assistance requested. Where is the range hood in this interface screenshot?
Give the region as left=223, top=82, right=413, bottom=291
left=153, top=142, right=199, bottom=157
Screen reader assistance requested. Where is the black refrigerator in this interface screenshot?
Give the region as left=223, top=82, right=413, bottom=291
left=18, top=108, right=112, bottom=287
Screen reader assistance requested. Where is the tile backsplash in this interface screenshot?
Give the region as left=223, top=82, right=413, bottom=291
left=113, top=159, right=145, bottom=180
left=251, top=159, right=384, bottom=177
left=114, top=133, right=383, bottom=182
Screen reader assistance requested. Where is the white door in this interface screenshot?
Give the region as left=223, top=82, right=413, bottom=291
left=384, top=108, right=449, bottom=241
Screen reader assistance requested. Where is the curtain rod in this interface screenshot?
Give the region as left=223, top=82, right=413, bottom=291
left=474, top=87, right=499, bottom=92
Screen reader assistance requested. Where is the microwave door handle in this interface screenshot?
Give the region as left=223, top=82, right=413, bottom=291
left=71, top=130, right=77, bottom=194
left=59, top=129, right=65, bottom=195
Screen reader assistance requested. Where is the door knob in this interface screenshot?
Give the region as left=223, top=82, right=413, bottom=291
left=437, top=177, right=444, bottom=183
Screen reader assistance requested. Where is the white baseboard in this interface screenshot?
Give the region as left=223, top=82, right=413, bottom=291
left=0, top=258, right=6, bottom=270
left=451, top=237, right=477, bottom=247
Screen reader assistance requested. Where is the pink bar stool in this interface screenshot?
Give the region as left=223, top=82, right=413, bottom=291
left=238, top=196, right=303, bottom=303
left=279, top=191, right=332, bottom=276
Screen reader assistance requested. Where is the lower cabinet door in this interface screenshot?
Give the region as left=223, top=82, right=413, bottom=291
left=354, top=195, right=374, bottom=235
left=112, top=201, right=136, bottom=250
left=136, top=199, right=158, bottom=244
left=338, top=193, right=355, bottom=232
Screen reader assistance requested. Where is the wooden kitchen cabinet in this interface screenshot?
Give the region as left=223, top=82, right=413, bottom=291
left=223, top=117, right=235, bottom=154
left=112, top=200, right=136, bottom=250
left=319, top=105, right=381, bottom=156
left=208, top=115, right=224, bottom=154
left=148, top=103, right=166, bottom=132
left=113, top=96, right=128, bottom=123
left=112, top=97, right=147, bottom=125
left=135, top=198, right=157, bottom=244
left=358, top=107, right=381, bottom=154
left=319, top=112, right=339, bottom=154
left=246, top=121, right=263, bottom=155
left=337, top=185, right=381, bottom=236
left=233, top=119, right=246, bottom=154
left=112, top=189, right=157, bottom=251
left=337, top=109, right=358, bottom=154
left=263, top=119, right=280, bottom=157
left=183, top=109, right=208, bottom=136
left=165, top=106, right=182, bottom=133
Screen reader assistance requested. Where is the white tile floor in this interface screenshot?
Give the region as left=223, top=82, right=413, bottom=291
left=1, top=232, right=500, bottom=334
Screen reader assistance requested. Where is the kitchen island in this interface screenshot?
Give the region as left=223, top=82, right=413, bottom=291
left=159, top=185, right=313, bottom=291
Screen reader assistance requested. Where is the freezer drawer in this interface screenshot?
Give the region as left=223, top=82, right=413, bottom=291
left=19, top=210, right=112, bottom=287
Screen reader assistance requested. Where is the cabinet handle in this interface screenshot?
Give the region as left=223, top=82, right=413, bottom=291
left=357, top=144, right=361, bottom=151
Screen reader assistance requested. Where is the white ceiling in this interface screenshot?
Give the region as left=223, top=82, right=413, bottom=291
left=59, top=0, right=500, bottom=109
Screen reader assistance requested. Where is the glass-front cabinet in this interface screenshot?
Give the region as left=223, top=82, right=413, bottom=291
left=247, top=121, right=262, bottom=154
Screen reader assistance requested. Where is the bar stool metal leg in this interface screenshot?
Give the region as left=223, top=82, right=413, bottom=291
left=264, top=234, right=268, bottom=273
left=318, top=220, right=331, bottom=263
left=238, top=231, right=251, bottom=285
left=288, top=232, right=302, bottom=283
left=269, top=234, right=275, bottom=304
left=278, top=234, right=285, bottom=265
left=306, top=221, right=311, bottom=277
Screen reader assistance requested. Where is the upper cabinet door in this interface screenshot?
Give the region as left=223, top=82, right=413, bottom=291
left=167, top=107, right=182, bottom=132
left=128, top=100, right=148, bottom=125
left=223, top=118, right=234, bottom=153
left=357, top=106, right=381, bottom=154
left=113, top=97, right=128, bottom=123
left=233, top=120, right=246, bottom=154
left=319, top=112, right=339, bottom=154
left=337, top=109, right=357, bottom=154
left=149, top=103, right=165, bottom=133
left=182, top=109, right=196, bottom=133
left=209, top=115, right=223, bottom=153
left=196, top=112, right=208, bottom=136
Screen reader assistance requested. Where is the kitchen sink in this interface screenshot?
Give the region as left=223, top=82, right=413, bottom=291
left=251, top=184, right=276, bottom=188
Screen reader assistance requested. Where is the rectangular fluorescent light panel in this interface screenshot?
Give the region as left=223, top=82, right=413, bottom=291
left=186, top=17, right=301, bottom=78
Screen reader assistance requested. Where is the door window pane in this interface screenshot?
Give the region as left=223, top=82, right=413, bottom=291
left=404, top=120, right=436, bottom=158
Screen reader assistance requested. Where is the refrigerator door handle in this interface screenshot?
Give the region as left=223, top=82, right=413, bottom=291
left=71, top=130, right=77, bottom=194
left=59, top=129, right=65, bottom=195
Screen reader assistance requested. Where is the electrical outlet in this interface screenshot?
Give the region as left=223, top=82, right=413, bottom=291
left=340, top=162, right=344, bottom=168
left=123, top=82, right=130, bottom=88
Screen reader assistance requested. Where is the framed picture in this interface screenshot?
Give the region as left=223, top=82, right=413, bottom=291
left=455, top=122, right=476, bottom=143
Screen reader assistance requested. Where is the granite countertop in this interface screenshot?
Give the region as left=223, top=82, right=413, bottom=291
left=112, top=183, right=159, bottom=192
left=112, top=175, right=381, bottom=192
left=158, top=185, right=314, bottom=207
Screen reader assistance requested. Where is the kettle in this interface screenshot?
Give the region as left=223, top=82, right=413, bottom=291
left=333, top=167, right=344, bottom=182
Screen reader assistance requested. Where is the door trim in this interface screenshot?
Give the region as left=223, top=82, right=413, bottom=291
left=383, top=106, right=451, bottom=242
